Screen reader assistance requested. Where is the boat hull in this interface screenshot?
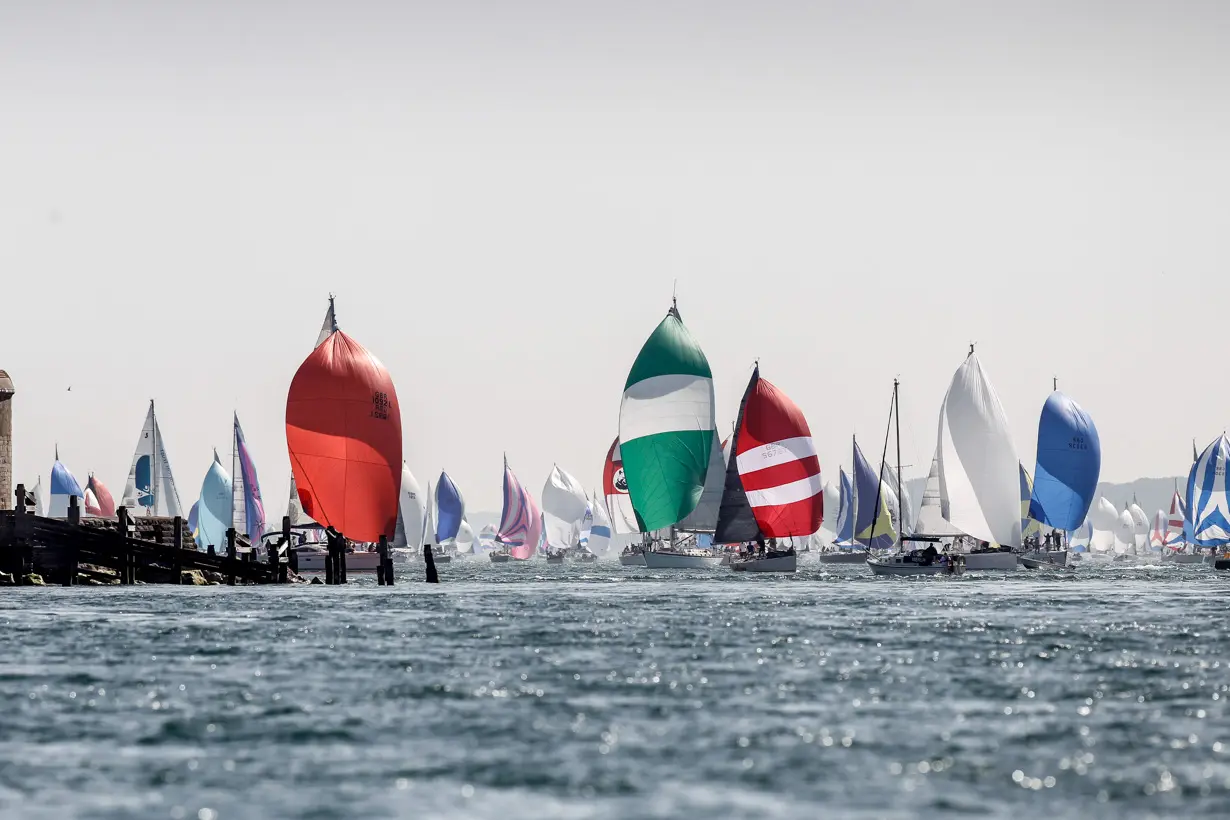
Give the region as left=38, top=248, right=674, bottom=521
left=964, top=551, right=1018, bottom=571
left=293, top=549, right=382, bottom=572
left=572, top=553, right=598, bottom=563
left=642, top=550, right=718, bottom=569
left=867, top=557, right=962, bottom=577
left=817, top=551, right=870, bottom=564
left=546, top=555, right=565, bottom=564
left=619, top=554, right=646, bottom=566
left=1018, top=556, right=1047, bottom=570
left=1163, top=553, right=1205, bottom=565
left=488, top=553, right=511, bottom=563
left=732, top=554, right=796, bottom=573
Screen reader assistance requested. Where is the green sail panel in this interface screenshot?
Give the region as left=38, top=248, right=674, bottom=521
left=618, top=307, right=716, bottom=531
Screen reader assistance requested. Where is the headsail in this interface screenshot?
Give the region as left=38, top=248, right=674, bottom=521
left=285, top=308, right=402, bottom=542
left=435, top=471, right=465, bottom=546
left=231, top=414, right=266, bottom=543
left=713, top=366, right=823, bottom=543
left=617, top=303, right=717, bottom=532
left=315, top=295, right=339, bottom=348
left=496, top=458, right=544, bottom=560
left=834, top=468, right=855, bottom=546
left=456, top=519, right=476, bottom=554
left=914, top=454, right=961, bottom=537
left=1185, top=434, right=1230, bottom=547
left=393, top=462, right=426, bottom=549
left=853, top=438, right=895, bottom=549
left=675, top=435, right=725, bottom=532
left=937, top=352, right=1022, bottom=547
left=196, top=450, right=233, bottom=551
left=48, top=449, right=83, bottom=518
left=86, top=474, right=116, bottom=517
left=542, top=464, right=589, bottom=548
left=1028, top=390, right=1100, bottom=530
left=602, top=438, right=640, bottom=534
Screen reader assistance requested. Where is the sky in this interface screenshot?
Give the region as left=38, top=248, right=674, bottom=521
left=1, top=1, right=1228, bottom=515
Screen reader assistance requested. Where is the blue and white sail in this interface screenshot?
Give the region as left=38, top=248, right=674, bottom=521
left=1185, top=434, right=1230, bottom=546
left=48, top=449, right=84, bottom=517
left=196, top=450, right=233, bottom=551
left=120, top=400, right=184, bottom=518
left=434, top=471, right=465, bottom=546
left=833, top=467, right=856, bottom=547
left=589, top=492, right=613, bottom=553
left=1027, top=390, right=1100, bottom=531
left=1068, top=517, right=1092, bottom=552
left=853, top=438, right=895, bottom=550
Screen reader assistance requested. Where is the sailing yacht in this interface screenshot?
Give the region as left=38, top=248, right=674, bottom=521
left=119, top=400, right=185, bottom=518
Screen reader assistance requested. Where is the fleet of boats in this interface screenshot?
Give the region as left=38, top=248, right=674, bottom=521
left=25, top=295, right=1230, bottom=576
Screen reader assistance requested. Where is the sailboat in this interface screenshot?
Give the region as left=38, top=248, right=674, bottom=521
left=231, top=414, right=266, bottom=547
left=817, top=467, right=866, bottom=563
left=48, top=448, right=84, bottom=518
left=493, top=456, right=545, bottom=562
left=119, top=400, right=185, bottom=517
left=713, top=365, right=822, bottom=573
left=30, top=476, right=44, bottom=517
left=195, top=451, right=233, bottom=552
left=84, top=474, right=116, bottom=517
left=1160, top=489, right=1201, bottom=563
left=1026, top=383, right=1100, bottom=565
left=286, top=297, right=402, bottom=574
left=542, top=464, right=590, bottom=561
left=1185, top=434, right=1230, bottom=567
left=618, top=299, right=721, bottom=570
left=391, top=462, right=426, bottom=561
left=433, top=471, right=466, bottom=562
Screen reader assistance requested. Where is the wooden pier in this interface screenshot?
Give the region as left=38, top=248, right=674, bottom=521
left=0, top=484, right=290, bottom=586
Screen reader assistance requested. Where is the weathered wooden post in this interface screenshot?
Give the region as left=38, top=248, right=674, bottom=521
left=324, top=534, right=335, bottom=585
left=172, top=516, right=183, bottom=582
left=67, top=493, right=80, bottom=526
left=116, top=506, right=130, bottom=584
left=424, top=543, right=439, bottom=584
left=226, top=527, right=237, bottom=586
left=283, top=516, right=295, bottom=579
left=376, top=535, right=388, bottom=585
left=337, top=534, right=348, bottom=584
left=64, top=494, right=80, bottom=585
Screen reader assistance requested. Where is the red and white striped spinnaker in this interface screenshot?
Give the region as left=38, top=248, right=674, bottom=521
left=713, top=366, right=823, bottom=542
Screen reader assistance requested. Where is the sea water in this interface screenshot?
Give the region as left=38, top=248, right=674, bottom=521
left=1, top=561, right=1227, bottom=819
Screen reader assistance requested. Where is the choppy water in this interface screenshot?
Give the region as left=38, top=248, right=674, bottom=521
left=1, top=559, right=1228, bottom=819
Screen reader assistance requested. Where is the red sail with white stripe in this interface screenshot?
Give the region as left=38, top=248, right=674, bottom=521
left=732, top=367, right=823, bottom=537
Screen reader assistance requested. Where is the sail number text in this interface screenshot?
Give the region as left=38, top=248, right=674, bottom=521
left=371, top=391, right=391, bottom=420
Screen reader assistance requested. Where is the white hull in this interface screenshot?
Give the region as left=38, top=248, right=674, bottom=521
left=293, top=549, right=382, bottom=572
left=642, top=550, right=719, bottom=569
left=867, top=557, right=962, bottom=576
left=732, top=553, right=796, bottom=573
left=964, top=551, right=1018, bottom=571
left=1163, top=553, right=1205, bottom=565
left=619, top=553, right=646, bottom=566
left=817, top=551, right=870, bottom=564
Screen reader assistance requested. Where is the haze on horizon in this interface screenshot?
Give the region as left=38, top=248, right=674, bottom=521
left=1, top=1, right=1227, bottom=516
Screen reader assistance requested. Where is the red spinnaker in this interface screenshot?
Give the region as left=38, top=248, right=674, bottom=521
left=735, top=374, right=823, bottom=538
left=87, top=474, right=117, bottom=517
left=285, top=330, right=402, bottom=542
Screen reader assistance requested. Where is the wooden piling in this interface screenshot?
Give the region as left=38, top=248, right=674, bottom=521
left=377, top=535, right=388, bottom=585
left=172, top=516, right=183, bottom=581
left=226, top=528, right=237, bottom=586
left=63, top=493, right=80, bottom=585
left=281, top=516, right=292, bottom=582
left=424, top=543, right=439, bottom=584
left=116, top=507, right=131, bottom=584
left=338, top=536, right=348, bottom=584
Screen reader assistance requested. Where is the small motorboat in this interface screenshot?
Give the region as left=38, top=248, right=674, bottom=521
left=731, top=550, right=797, bottom=573
left=488, top=552, right=512, bottom=563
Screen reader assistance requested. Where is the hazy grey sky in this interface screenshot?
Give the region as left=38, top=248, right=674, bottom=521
left=2, top=1, right=1228, bottom=514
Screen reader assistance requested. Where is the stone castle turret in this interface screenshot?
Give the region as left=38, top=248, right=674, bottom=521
left=0, top=370, right=12, bottom=510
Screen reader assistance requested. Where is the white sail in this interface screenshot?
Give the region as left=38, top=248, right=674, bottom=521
left=1128, top=502, right=1149, bottom=551
left=393, top=462, right=426, bottom=549
left=879, top=459, right=914, bottom=536
left=589, top=492, right=613, bottom=553
left=423, top=481, right=435, bottom=547
left=456, top=519, right=476, bottom=554
left=937, top=353, right=1022, bottom=547
left=315, top=297, right=338, bottom=348
left=1069, top=518, right=1092, bottom=550
left=1089, top=496, right=1118, bottom=552
left=915, top=453, right=962, bottom=537
left=542, top=464, right=589, bottom=548
left=1114, top=508, right=1136, bottom=555
left=120, top=401, right=183, bottom=517
left=675, top=435, right=725, bottom=532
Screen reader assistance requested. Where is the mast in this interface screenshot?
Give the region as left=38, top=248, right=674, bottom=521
left=893, top=378, right=903, bottom=548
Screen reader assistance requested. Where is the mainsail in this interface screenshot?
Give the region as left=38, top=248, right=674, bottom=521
left=315, top=296, right=338, bottom=348
left=196, top=450, right=233, bottom=551
left=1185, top=434, right=1230, bottom=547
left=602, top=438, right=640, bottom=534
left=713, top=366, right=823, bottom=543
left=496, top=457, right=544, bottom=560
left=120, top=400, right=184, bottom=517
left=542, top=464, right=589, bottom=548
left=285, top=306, right=402, bottom=542
left=392, top=462, right=426, bottom=549
left=434, top=471, right=465, bottom=546
left=937, top=352, right=1022, bottom=547
left=1027, top=390, right=1100, bottom=530
left=48, top=449, right=83, bottom=518
left=617, top=302, right=717, bottom=532
left=231, top=414, right=266, bottom=543
left=914, top=454, right=961, bottom=537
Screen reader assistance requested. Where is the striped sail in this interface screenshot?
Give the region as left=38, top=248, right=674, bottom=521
left=853, top=438, right=895, bottom=549
left=478, top=524, right=498, bottom=552
left=434, top=471, right=465, bottom=546
left=1186, top=434, right=1230, bottom=546
left=602, top=438, right=640, bottom=534
left=938, top=352, right=1022, bottom=547
left=1150, top=510, right=1167, bottom=550
left=231, top=414, right=266, bottom=544
left=1165, top=491, right=1187, bottom=549
left=618, top=304, right=716, bottom=532
left=713, top=366, right=823, bottom=542
left=496, top=457, right=544, bottom=560
left=589, top=492, right=613, bottom=553
left=1028, top=390, right=1100, bottom=530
